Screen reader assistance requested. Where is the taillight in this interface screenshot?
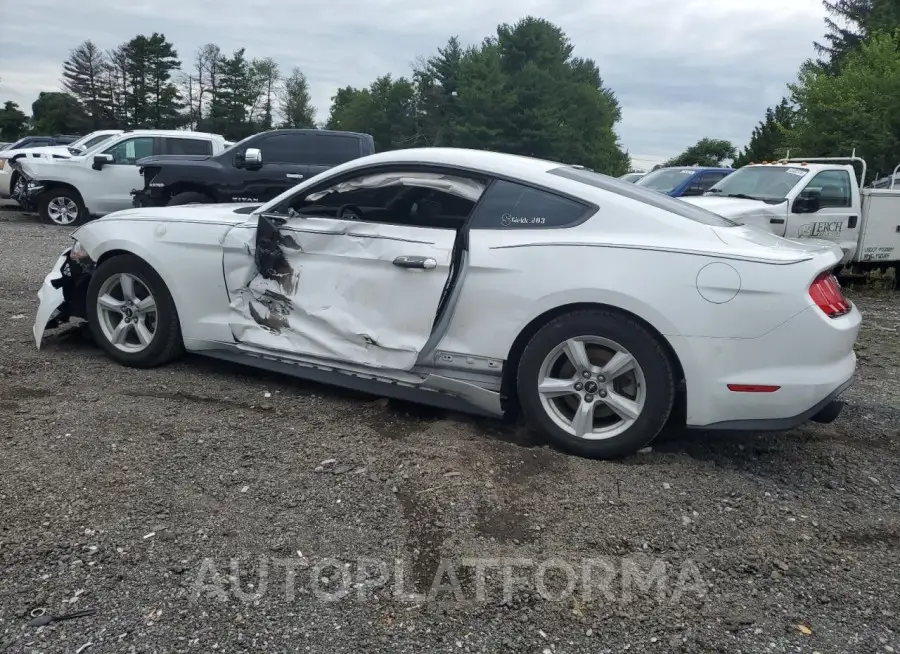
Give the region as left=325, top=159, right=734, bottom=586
left=809, top=272, right=851, bottom=318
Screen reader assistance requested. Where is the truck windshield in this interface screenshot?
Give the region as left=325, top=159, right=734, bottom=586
left=706, top=166, right=808, bottom=201
left=634, top=168, right=696, bottom=193
left=548, top=166, right=738, bottom=227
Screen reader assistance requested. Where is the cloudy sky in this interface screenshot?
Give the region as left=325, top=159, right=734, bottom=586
left=1, top=0, right=828, bottom=167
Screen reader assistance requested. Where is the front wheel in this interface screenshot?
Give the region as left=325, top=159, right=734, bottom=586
left=39, top=188, right=87, bottom=226
left=516, top=309, right=675, bottom=459
left=85, top=254, right=184, bottom=367
left=167, top=191, right=213, bottom=206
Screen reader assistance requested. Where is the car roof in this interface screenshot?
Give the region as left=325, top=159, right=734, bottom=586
left=354, top=147, right=564, bottom=178
left=119, top=129, right=225, bottom=139
left=652, top=166, right=732, bottom=173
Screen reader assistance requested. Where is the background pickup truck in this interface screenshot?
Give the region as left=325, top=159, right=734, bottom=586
left=132, top=129, right=376, bottom=207
left=682, top=155, right=900, bottom=272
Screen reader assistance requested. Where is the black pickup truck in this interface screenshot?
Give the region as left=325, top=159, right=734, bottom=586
left=132, top=128, right=375, bottom=207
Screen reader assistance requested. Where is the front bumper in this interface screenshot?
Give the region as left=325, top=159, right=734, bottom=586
left=131, top=186, right=167, bottom=208
left=9, top=161, right=42, bottom=211
left=0, top=165, right=11, bottom=198
left=33, top=248, right=94, bottom=348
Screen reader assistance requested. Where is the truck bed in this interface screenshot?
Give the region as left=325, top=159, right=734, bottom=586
left=859, top=189, right=900, bottom=264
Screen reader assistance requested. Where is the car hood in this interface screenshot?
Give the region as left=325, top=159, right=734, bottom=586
left=91, top=203, right=261, bottom=225
left=137, top=154, right=213, bottom=165
left=681, top=195, right=787, bottom=223
left=1, top=145, right=72, bottom=160
left=13, top=156, right=84, bottom=179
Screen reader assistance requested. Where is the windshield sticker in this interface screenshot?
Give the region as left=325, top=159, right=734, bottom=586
left=680, top=170, right=694, bottom=174
left=786, top=168, right=808, bottom=176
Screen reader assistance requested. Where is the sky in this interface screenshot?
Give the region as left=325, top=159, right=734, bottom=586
left=0, top=0, right=828, bottom=167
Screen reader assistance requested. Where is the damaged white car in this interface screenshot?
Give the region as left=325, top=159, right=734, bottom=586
left=34, top=148, right=860, bottom=458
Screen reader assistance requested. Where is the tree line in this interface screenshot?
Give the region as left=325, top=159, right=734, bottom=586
left=0, top=18, right=629, bottom=175
left=2, top=4, right=900, bottom=178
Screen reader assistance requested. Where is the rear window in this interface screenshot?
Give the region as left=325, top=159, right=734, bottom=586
left=548, top=166, right=738, bottom=227
left=315, top=135, right=362, bottom=165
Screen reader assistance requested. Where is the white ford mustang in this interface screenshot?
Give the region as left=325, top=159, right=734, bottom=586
left=33, top=148, right=861, bottom=458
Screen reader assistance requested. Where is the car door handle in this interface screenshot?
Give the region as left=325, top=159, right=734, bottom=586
left=393, top=256, right=437, bottom=270
left=286, top=173, right=304, bottom=179
left=769, top=218, right=785, bottom=224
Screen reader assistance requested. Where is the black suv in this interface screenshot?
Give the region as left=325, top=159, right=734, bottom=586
left=132, top=129, right=376, bottom=207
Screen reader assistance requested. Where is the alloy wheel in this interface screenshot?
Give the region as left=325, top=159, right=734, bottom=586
left=95, top=273, right=158, bottom=353
left=47, top=196, right=80, bottom=225
left=537, top=336, right=646, bottom=440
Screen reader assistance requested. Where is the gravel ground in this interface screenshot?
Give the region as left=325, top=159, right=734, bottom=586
left=0, top=204, right=898, bottom=653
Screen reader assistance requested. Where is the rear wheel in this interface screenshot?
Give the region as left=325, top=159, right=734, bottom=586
left=168, top=191, right=213, bottom=206
left=516, top=309, right=675, bottom=459
left=39, top=188, right=87, bottom=226
left=85, top=254, right=184, bottom=368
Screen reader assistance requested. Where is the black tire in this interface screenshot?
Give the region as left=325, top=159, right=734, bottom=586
left=516, top=309, right=675, bottom=459
left=167, top=191, right=213, bottom=206
left=85, top=254, right=184, bottom=368
left=38, top=187, right=87, bottom=226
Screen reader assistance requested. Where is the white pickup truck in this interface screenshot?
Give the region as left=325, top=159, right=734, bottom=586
left=10, top=129, right=228, bottom=225
left=682, top=155, right=900, bottom=272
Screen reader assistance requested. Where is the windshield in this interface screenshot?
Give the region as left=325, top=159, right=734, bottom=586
left=548, top=166, right=738, bottom=227
left=619, top=172, right=643, bottom=183
left=69, top=133, right=116, bottom=154
left=706, top=166, right=807, bottom=200
left=635, top=168, right=696, bottom=193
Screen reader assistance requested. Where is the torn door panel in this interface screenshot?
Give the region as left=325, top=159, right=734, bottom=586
left=228, top=216, right=458, bottom=370
left=304, top=172, right=485, bottom=203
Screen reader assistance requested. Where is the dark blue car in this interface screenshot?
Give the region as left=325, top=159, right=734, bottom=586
left=634, top=166, right=733, bottom=197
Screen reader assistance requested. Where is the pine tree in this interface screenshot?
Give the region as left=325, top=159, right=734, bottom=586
left=61, top=40, right=114, bottom=128
left=733, top=98, right=795, bottom=167
left=278, top=67, right=316, bottom=128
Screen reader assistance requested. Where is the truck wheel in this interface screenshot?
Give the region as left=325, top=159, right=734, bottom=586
left=515, top=309, right=675, bottom=459
left=168, top=191, right=213, bottom=206
left=39, top=188, right=87, bottom=226
left=85, top=254, right=184, bottom=368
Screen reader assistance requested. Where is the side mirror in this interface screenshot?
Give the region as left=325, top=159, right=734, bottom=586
left=92, top=153, right=113, bottom=170
left=793, top=193, right=820, bottom=214
left=241, top=148, right=262, bottom=167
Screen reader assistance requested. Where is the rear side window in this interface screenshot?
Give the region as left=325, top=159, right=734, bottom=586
left=258, top=133, right=314, bottom=164
left=468, top=179, right=591, bottom=230
left=548, top=166, right=738, bottom=227
left=164, top=138, right=212, bottom=155
left=314, top=135, right=362, bottom=165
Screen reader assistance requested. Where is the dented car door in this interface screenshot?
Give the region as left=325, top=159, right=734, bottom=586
left=224, top=215, right=456, bottom=370
left=222, top=170, right=486, bottom=370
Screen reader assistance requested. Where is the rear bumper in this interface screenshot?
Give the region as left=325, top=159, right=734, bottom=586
left=697, top=377, right=853, bottom=430
left=680, top=303, right=861, bottom=430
